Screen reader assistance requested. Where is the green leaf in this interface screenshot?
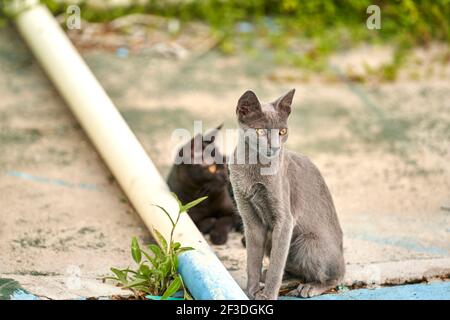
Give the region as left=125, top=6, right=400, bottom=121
left=139, top=264, right=150, bottom=276
left=142, top=251, right=158, bottom=267
left=123, top=278, right=148, bottom=289
left=177, top=246, right=195, bottom=255
left=173, top=254, right=179, bottom=271
left=159, top=256, right=172, bottom=277
left=161, top=276, right=182, bottom=300
left=152, top=204, right=175, bottom=227
left=122, top=268, right=138, bottom=275
left=153, top=228, right=168, bottom=253
left=180, top=196, right=208, bottom=213
left=184, top=290, right=193, bottom=300
left=133, top=285, right=151, bottom=293
left=131, top=237, right=142, bottom=264
left=148, top=244, right=163, bottom=259
left=172, top=242, right=181, bottom=251
left=171, top=192, right=183, bottom=210
left=134, top=273, right=149, bottom=280
left=110, top=268, right=127, bottom=283
left=180, top=277, right=193, bottom=300
left=152, top=269, right=164, bottom=280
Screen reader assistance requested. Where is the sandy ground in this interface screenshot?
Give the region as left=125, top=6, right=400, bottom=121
left=0, top=24, right=449, bottom=299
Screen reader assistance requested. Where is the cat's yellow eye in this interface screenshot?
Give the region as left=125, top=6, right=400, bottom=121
left=256, top=128, right=266, bottom=136
left=208, top=164, right=217, bottom=174
left=279, top=128, right=288, bottom=136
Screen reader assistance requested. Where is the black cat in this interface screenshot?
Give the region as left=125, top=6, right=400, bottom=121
left=167, top=125, right=241, bottom=245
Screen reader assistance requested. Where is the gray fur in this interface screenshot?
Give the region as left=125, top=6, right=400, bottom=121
left=229, top=89, right=345, bottom=300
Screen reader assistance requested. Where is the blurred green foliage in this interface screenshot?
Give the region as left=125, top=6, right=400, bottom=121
left=38, top=0, right=449, bottom=42
left=1, top=0, right=449, bottom=77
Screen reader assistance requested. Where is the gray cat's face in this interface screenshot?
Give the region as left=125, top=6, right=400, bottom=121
left=236, top=89, right=295, bottom=158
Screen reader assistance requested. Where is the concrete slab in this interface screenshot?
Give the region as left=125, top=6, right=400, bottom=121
left=1, top=23, right=449, bottom=299
left=0, top=27, right=152, bottom=299
left=281, top=281, right=450, bottom=300
left=220, top=233, right=450, bottom=291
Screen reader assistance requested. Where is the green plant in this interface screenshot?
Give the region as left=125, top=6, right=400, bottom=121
left=3, top=1, right=449, bottom=79
left=105, top=193, right=207, bottom=300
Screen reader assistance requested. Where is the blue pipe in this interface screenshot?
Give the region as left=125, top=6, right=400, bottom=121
left=178, top=249, right=248, bottom=300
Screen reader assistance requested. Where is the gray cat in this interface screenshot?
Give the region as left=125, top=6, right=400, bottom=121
left=228, top=89, right=345, bottom=300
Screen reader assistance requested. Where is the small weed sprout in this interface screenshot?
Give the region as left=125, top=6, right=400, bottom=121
left=105, top=193, right=207, bottom=300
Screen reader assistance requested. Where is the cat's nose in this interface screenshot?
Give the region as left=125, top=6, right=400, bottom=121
left=271, top=147, right=280, bottom=153
left=266, top=147, right=280, bottom=157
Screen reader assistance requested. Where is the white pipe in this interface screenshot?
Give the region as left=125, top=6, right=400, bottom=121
left=13, top=2, right=247, bottom=299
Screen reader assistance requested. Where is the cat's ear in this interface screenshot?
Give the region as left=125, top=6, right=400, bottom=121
left=274, top=88, right=295, bottom=117
left=178, top=133, right=203, bottom=159
left=236, top=90, right=262, bottom=121
left=204, top=123, right=223, bottom=145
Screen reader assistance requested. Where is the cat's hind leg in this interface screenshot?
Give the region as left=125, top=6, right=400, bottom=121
left=284, top=233, right=344, bottom=298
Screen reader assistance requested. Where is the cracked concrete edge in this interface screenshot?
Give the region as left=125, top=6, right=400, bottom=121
left=0, top=274, right=127, bottom=300
left=4, top=258, right=450, bottom=299
left=342, top=258, right=450, bottom=287
left=278, top=258, right=450, bottom=291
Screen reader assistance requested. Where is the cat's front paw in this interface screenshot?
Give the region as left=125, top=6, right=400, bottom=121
left=253, top=290, right=277, bottom=300
left=210, top=229, right=228, bottom=245
left=245, top=285, right=261, bottom=299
